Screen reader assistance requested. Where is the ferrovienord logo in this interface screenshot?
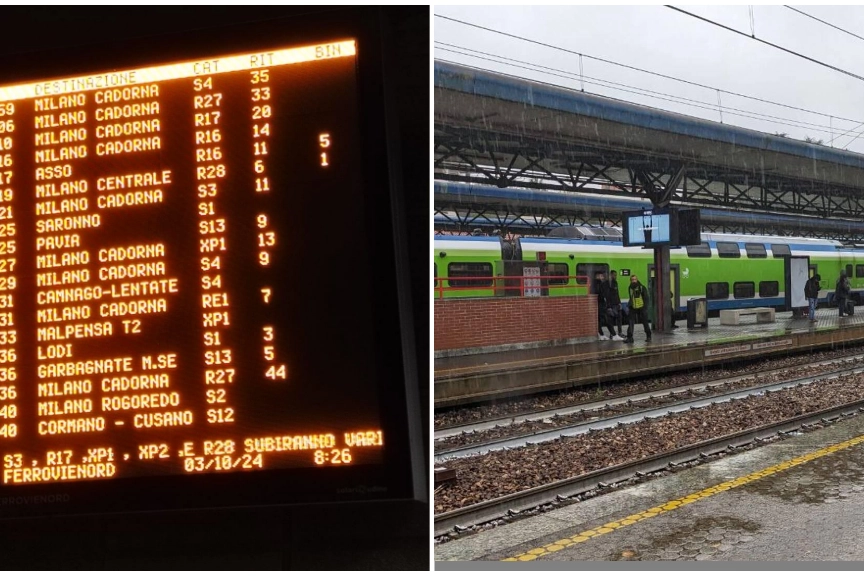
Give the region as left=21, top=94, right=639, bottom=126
left=0, top=493, right=70, bottom=506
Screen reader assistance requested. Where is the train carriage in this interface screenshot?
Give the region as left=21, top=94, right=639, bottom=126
left=433, top=236, right=503, bottom=299
left=434, top=231, right=864, bottom=315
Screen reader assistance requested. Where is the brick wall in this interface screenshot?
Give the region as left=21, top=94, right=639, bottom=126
left=434, top=296, right=598, bottom=351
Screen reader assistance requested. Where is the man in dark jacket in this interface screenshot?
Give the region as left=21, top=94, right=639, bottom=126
left=593, top=272, right=616, bottom=340
left=805, top=274, right=820, bottom=322
left=836, top=270, right=851, bottom=317
left=626, top=275, right=652, bottom=344
left=605, top=270, right=624, bottom=340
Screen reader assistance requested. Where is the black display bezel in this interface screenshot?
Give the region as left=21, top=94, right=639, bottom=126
left=622, top=207, right=677, bottom=248
left=0, top=6, right=422, bottom=518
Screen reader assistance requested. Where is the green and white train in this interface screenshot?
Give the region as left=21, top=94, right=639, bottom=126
left=434, top=232, right=864, bottom=314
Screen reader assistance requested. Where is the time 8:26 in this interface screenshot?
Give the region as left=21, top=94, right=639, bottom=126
left=313, top=448, right=352, bottom=465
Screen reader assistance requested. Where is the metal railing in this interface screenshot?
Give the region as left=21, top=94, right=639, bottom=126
left=434, top=275, right=590, bottom=299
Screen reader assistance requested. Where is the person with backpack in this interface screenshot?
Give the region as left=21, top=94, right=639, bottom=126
left=804, top=274, right=821, bottom=322
left=593, top=271, right=616, bottom=341
left=836, top=270, right=852, bottom=317
left=625, top=274, right=652, bottom=344
left=604, top=270, right=625, bottom=340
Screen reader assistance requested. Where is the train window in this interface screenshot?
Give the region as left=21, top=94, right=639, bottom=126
left=546, top=263, right=569, bottom=285
left=576, top=263, right=609, bottom=286
left=759, top=281, right=779, bottom=297
left=686, top=243, right=711, bottom=258
left=706, top=282, right=730, bottom=299
left=734, top=282, right=756, bottom=299
left=448, top=262, right=493, bottom=287
left=716, top=242, right=741, bottom=258
left=857, top=265, right=864, bottom=278
left=771, top=244, right=791, bottom=258
left=847, top=264, right=854, bottom=278
left=745, top=243, right=767, bottom=258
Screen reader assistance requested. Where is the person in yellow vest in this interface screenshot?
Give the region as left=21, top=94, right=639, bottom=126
left=626, top=275, right=652, bottom=344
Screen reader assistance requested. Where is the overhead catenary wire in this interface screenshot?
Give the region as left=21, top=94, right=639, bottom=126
left=843, top=130, right=864, bottom=150
left=830, top=119, right=864, bottom=147
left=434, top=13, right=864, bottom=126
left=434, top=42, right=864, bottom=137
left=666, top=5, right=864, bottom=83
left=667, top=5, right=864, bottom=148
left=780, top=6, right=864, bottom=147
left=749, top=5, right=755, bottom=37
left=717, top=90, right=724, bottom=123
left=784, top=5, right=864, bottom=44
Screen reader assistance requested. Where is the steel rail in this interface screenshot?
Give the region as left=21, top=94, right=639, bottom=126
left=435, top=353, right=864, bottom=440
left=435, top=363, right=864, bottom=462
left=434, top=399, right=864, bottom=537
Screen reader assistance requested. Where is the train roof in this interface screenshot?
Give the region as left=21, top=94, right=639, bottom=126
left=433, top=236, right=502, bottom=250
left=434, top=232, right=861, bottom=256
left=434, top=231, right=843, bottom=247
left=700, top=232, right=843, bottom=247
left=520, top=234, right=844, bottom=252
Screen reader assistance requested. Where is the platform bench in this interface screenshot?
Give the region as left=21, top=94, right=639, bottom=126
left=719, top=307, right=776, bottom=325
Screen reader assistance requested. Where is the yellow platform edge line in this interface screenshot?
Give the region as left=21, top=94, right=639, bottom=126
left=503, top=433, right=864, bottom=561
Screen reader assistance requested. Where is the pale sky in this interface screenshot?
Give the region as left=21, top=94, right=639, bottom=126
left=434, top=5, right=864, bottom=154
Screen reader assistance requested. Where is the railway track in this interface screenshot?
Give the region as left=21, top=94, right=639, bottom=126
left=435, top=358, right=864, bottom=462
left=434, top=400, right=864, bottom=537
left=434, top=348, right=864, bottom=431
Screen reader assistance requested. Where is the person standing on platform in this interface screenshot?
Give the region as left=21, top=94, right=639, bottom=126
left=605, top=271, right=625, bottom=340
left=805, top=274, right=821, bottom=322
left=669, top=291, right=678, bottom=329
left=593, top=271, right=615, bottom=340
left=626, top=274, right=652, bottom=344
left=836, top=270, right=851, bottom=317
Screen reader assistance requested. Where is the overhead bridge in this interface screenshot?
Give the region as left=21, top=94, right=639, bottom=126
left=435, top=61, right=864, bottom=239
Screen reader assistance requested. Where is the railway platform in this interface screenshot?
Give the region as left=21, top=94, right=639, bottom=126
left=435, top=307, right=864, bottom=408
left=435, top=407, right=864, bottom=562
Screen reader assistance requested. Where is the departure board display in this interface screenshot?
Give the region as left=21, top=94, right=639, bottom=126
left=0, top=38, right=397, bottom=505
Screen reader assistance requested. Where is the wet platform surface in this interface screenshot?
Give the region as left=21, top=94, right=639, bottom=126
left=435, top=308, right=864, bottom=406
left=435, top=410, right=864, bottom=562
left=436, top=307, right=864, bottom=374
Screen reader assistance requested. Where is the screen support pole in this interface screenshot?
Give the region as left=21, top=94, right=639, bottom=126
left=653, top=245, right=671, bottom=333
left=635, top=167, right=684, bottom=335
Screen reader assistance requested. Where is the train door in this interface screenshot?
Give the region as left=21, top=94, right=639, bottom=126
left=807, top=264, right=823, bottom=310
left=807, top=264, right=825, bottom=302
left=852, top=253, right=864, bottom=301
left=849, top=251, right=864, bottom=303
left=839, top=250, right=856, bottom=303
left=648, top=264, right=681, bottom=314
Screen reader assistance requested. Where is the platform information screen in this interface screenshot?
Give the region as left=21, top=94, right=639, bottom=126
left=0, top=39, right=388, bottom=490
left=625, top=212, right=670, bottom=246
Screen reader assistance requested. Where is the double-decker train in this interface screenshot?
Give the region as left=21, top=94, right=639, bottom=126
left=434, top=230, right=864, bottom=315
